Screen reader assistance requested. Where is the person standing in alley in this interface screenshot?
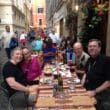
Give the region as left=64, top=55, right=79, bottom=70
left=49, top=29, right=59, bottom=47
left=20, top=31, right=27, bottom=46
left=0, top=25, right=15, bottom=59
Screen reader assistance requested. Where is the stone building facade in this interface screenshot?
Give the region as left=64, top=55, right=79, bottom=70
left=31, top=0, right=46, bottom=29
left=0, top=0, right=32, bottom=34
left=46, top=0, right=68, bottom=37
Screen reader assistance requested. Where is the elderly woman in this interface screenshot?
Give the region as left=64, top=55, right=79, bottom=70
left=21, top=47, right=42, bottom=85
left=2, top=47, right=38, bottom=97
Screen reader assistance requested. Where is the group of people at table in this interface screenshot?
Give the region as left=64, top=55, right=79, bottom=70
left=2, top=38, right=110, bottom=110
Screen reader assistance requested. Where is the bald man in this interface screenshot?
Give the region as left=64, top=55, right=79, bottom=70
left=73, top=42, right=89, bottom=70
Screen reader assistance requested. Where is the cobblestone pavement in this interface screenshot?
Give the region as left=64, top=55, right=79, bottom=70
left=0, top=42, right=32, bottom=110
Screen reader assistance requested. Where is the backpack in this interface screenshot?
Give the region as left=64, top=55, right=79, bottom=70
left=9, top=38, right=18, bottom=49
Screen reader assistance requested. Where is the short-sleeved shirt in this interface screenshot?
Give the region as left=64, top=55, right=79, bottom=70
left=3, top=61, right=27, bottom=96
left=49, top=33, right=59, bottom=44
left=84, top=55, right=110, bottom=90
left=75, top=52, right=89, bottom=70
left=43, top=47, right=56, bottom=61
left=1, top=31, right=14, bottom=48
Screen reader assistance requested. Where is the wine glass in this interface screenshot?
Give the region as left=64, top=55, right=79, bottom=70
left=70, top=66, right=75, bottom=73
left=67, top=60, right=73, bottom=66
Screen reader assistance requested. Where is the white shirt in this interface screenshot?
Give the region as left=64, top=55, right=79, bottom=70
left=0, top=31, right=14, bottom=48
left=20, top=33, right=26, bottom=40
left=49, top=33, right=59, bottom=44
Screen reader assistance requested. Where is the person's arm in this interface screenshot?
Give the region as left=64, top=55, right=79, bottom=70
left=81, top=73, right=86, bottom=86
left=6, top=77, right=38, bottom=93
left=87, top=81, right=110, bottom=97
left=48, top=52, right=56, bottom=56
left=43, top=52, right=50, bottom=56
left=6, top=77, right=29, bottom=92
left=95, top=81, right=110, bottom=93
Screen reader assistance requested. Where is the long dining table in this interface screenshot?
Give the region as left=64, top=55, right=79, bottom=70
left=32, top=63, right=96, bottom=110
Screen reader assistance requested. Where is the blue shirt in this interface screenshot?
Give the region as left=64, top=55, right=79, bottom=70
left=43, top=47, right=56, bottom=61
left=31, top=40, right=43, bottom=51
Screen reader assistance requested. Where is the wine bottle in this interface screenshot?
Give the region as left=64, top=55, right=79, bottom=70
left=58, top=74, right=63, bottom=92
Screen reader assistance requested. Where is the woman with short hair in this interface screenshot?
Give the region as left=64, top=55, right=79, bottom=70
left=2, top=47, right=38, bottom=97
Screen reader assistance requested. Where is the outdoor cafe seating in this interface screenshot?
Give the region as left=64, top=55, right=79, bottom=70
left=30, top=61, right=96, bottom=110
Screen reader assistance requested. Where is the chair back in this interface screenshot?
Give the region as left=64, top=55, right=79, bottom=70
left=1, top=82, right=28, bottom=110
left=8, top=92, right=28, bottom=110
left=1, top=82, right=10, bottom=99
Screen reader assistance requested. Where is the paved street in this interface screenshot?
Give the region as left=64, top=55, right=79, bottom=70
left=0, top=48, right=8, bottom=83
left=0, top=48, right=9, bottom=110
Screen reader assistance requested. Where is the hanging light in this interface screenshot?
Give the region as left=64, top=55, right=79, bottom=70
left=75, top=5, right=79, bottom=11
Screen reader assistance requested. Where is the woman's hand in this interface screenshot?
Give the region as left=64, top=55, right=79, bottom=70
left=28, top=85, right=39, bottom=93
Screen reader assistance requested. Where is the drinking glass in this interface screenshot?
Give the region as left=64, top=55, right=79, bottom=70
left=68, top=77, right=76, bottom=92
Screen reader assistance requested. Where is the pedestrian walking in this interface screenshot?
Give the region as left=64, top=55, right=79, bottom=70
left=20, top=31, right=27, bottom=46
left=0, top=25, right=15, bottom=59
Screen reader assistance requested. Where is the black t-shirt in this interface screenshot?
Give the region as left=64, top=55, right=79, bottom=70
left=84, top=55, right=110, bottom=90
left=3, top=61, right=27, bottom=96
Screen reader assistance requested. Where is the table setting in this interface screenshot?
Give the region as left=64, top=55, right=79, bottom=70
left=31, top=62, right=96, bottom=110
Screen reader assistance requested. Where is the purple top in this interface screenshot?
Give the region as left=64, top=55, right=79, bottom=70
left=21, top=56, right=42, bottom=81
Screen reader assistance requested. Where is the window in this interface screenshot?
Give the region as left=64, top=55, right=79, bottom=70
left=38, top=8, right=43, bottom=13
left=39, top=19, right=42, bottom=25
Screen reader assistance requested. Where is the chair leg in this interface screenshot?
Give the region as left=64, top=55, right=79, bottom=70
left=24, top=93, right=28, bottom=110
left=8, top=99, right=14, bottom=110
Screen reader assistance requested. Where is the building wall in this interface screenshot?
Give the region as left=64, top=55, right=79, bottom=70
left=46, top=0, right=68, bottom=36
left=0, top=1, right=13, bottom=33
left=46, top=0, right=51, bottom=29
left=106, top=3, right=110, bottom=56
left=32, top=0, right=46, bottom=29
left=24, top=0, right=32, bottom=32
left=0, top=0, right=31, bottom=34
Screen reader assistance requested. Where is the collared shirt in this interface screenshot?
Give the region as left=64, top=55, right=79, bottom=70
left=84, top=54, right=110, bottom=90
left=75, top=52, right=89, bottom=70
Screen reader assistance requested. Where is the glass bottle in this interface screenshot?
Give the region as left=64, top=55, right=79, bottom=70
left=58, top=74, right=63, bottom=92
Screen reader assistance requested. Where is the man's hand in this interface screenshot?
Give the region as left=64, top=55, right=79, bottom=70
left=87, top=90, right=96, bottom=97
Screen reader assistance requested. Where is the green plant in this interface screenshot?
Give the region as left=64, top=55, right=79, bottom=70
left=78, top=1, right=109, bottom=50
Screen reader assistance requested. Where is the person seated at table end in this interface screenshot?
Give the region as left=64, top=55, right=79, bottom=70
left=73, top=42, right=89, bottom=80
